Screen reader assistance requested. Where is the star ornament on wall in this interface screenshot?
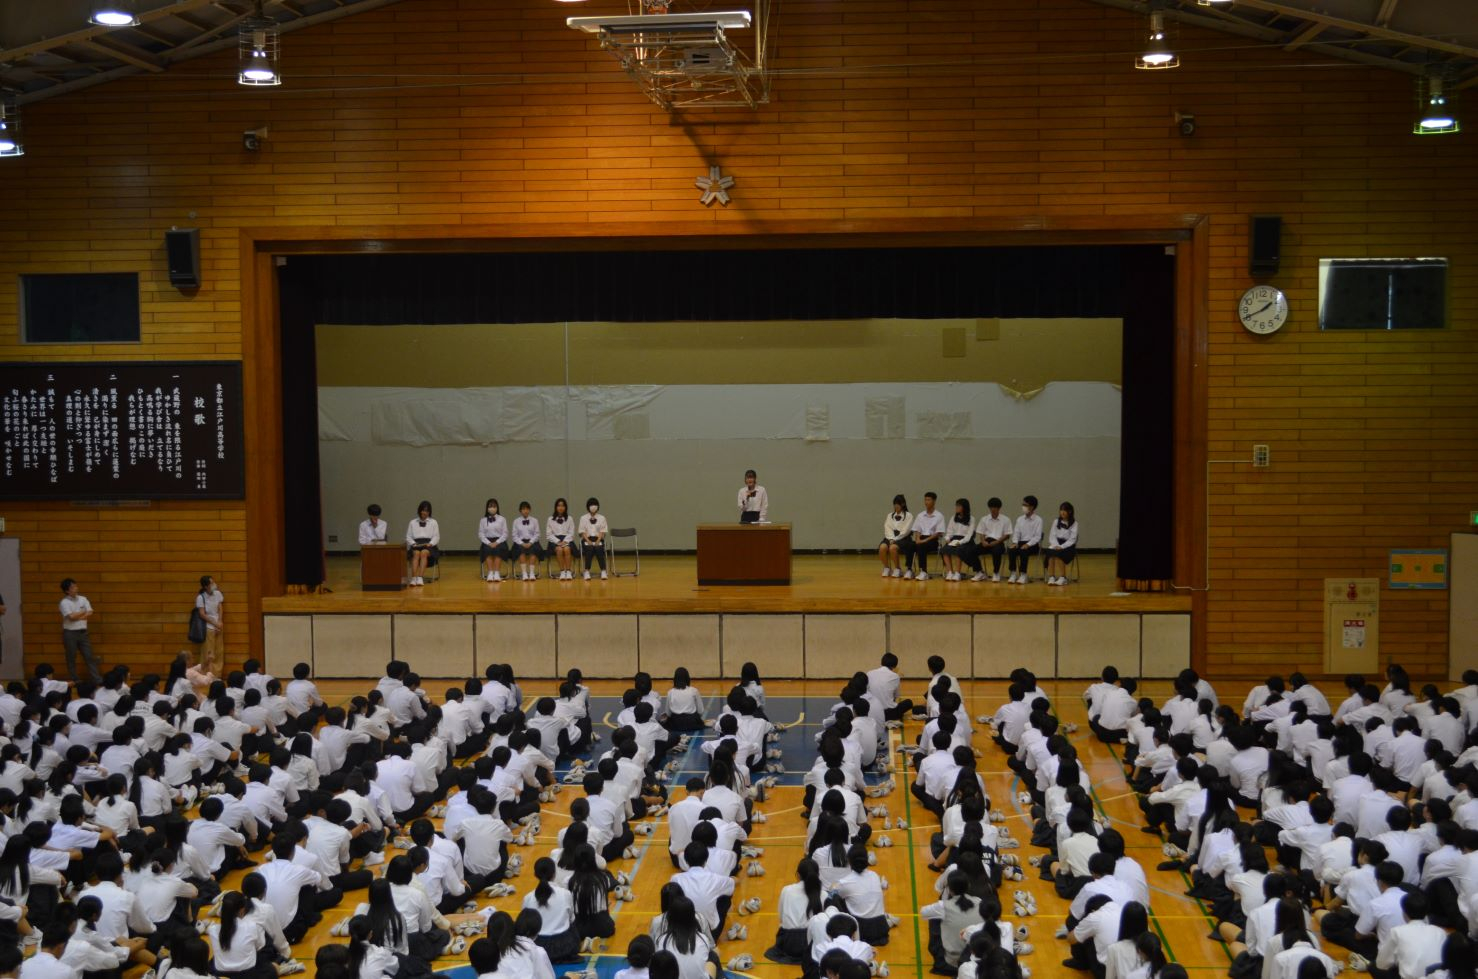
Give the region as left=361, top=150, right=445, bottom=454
left=695, top=165, right=734, bottom=206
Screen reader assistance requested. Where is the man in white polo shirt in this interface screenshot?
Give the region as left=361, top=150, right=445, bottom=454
left=58, top=577, right=101, bottom=682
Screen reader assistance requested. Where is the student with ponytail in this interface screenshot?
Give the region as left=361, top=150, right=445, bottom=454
left=767, top=857, right=825, bottom=964
left=206, top=891, right=273, bottom=979
left=521, top=856, right=579, bottom=962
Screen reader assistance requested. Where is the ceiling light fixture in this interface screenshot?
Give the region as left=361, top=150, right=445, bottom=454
left=0, top=98, right=24, bottom=158
left=237, top=5, right=281, bottom=87
left=1414, top=72, right=1459, bottom=134
left=1195, top=0, right=1233, bottom=6
left=89, top=1, right=140, bottom=28
left=1135, top=9, right=1179, bottom=70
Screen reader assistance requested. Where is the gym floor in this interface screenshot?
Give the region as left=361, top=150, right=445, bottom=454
left=239, top=676, right=1268, bottom=979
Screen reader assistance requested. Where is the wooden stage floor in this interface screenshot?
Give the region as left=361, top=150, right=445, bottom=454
left=264, top=553, right=1189, bottom=615
left=263, top=677, right=1265, bottom=979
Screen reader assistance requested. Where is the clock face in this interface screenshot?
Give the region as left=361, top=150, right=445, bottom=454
left=1239, top=285, right=1288, bottom=335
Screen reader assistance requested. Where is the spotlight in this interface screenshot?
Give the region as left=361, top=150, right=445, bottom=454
left=89, top=2, right=140, bottom=28
left=1135, top=11, right=1179, bottom=70
left=238, top=21, right=281, bottom=86
left=0, top=99, right=24, bottom=158
left=1414, top=73, right=1459, bottom=134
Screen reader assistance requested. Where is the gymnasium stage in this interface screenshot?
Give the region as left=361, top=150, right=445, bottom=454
left=261, top=553, right=1191, bottom=681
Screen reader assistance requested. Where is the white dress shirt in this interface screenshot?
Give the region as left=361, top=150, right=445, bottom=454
left=59, top=595, right=93, bottom=631
left=479, top=514, right=509, bottom=547
left=546, top=515, right=577, bottom=546
left=1046, top=519, right=1079, bottom=551
left=579, top=513, right=608, bottom=541
left=912, top=509, right=945, bottom=539
left=512, top=516, right=541, bottom=546
left=882, top=510, right=913, bottom=542
left=358, top=518, right=389, bottom=544
left=405, top=517, right=440, bottom=547
left=1011, top=513, right=1043, bottom=546
left=1377, top=920, right=1446, bottom=979
left=738, top=485, right=768, bottom=520
left=976, top=513, right=1012, bottom=543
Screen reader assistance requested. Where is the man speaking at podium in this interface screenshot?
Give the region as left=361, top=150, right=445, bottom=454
left=737, top=469, right=768, bottom=524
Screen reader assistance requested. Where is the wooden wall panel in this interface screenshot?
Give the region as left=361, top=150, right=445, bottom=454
left=0, top=0, right=1474, bottom=678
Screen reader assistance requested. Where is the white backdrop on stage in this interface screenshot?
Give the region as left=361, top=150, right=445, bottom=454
left=317, top=381, right=1121, bottom=552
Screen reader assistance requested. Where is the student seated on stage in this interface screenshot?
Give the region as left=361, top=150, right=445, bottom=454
left=940, top=498, right=979, bottom=582
left=972, top=497, right=1012, bottom=582
left=904, top=493, right=944, bottom=581
left=1006, top=495, right=1042, bottom=585
left=577, top=498, right=609, bottom=581
left=358, top=503, right=389, bottom=545
left=878, top=494, right=913, bottom=578
left=546, top=498, right=579, bottom=581
left=478, top=499, right=510, bottom=583
left=405, top=500, right=439, bottom=588
left=510, top=502, right=543, bottom=582
left=1042, top=501, right=1079, bottom=587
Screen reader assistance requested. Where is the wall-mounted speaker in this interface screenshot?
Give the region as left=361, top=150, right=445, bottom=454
left=165, top=228, right=200, bottom=289
left=1249, top=215, right=1281, bottom=277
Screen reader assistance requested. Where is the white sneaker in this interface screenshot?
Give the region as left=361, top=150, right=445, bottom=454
left=1017, top=575, right=1029, bottom=584
left=992, top=573, right=1001, bottom=582
left=917, top=571, right=929, bottom=581
left=491, top=572, right=501, bottom=582
left=1007, top=573, right=1018, bottom=583
left=583, top=570, right=591, bottom=580
left=881, top=567, right=891, bottom=577
left=362, top=851, right=385, bottom=867
left=971, top=572, right=987, bottom=581
left=600, top=571, right=608, bottom=580
left=891, top=568, right=901, bottom=577
left=902, top=570, right=913, bottom=580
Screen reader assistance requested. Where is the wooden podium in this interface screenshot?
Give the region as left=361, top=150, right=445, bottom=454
left=360, top=543, right=405, bottom=591
left=696, top=524, right=792, bottom=586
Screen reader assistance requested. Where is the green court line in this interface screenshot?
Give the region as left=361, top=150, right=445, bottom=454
left=1102, top=742, right=1233, bottom=964
left=1084, top=749, right=1179, bottom=964
left=900, top=739, right=926, bottom=979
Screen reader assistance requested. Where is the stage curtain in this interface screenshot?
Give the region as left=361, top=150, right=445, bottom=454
left=1115, top=247, right=1176, bottom=585
left=278, top=262, right=327, bottom=588
left=293, top=246, right=1131, bottom=324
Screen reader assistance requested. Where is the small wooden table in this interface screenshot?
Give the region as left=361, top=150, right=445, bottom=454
left=360, top=543, right=405, bottom=591
left=696, top=524, right=792, bottom=585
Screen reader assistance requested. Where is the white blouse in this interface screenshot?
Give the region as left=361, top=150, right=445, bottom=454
left=478, top=515, right=508, bottom=547
left=545, top=516, right=577, bottom=546
left=405, top=517, right=440, bottom=548
left=881, top=510, right=913, bottom=541
left=579, top=513, right=608, bottom=541
left=1047, top=519, right=1079, bottom=550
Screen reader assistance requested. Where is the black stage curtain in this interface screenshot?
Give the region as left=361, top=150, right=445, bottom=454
left=1115, top=247, right=1176, bottom=584
left=277, top=262, right=327, bottom=587
left=277, top=244, right=1175, bottom=582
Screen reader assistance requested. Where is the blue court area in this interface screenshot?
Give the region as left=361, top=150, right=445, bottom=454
left=551, top=694, right=894, bottom=788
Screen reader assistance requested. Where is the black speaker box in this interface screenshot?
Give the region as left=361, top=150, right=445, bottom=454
left=1249, top=215, right=1281, bottom=277
left=165, top=228, right=201, bottom=289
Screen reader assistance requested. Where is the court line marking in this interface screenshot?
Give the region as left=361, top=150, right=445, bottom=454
left=897, top=725, right=925, bottom=979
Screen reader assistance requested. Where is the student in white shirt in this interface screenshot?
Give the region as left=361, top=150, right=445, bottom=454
left=194, top=576, right=225, bottom=678
left=1375, top=891, right=1445, bottom=979
left=511, top=502, right=544, bottom=581
left=738, top=469, right=768, bottom=523
left=59, top=577, right=101, bottom=684
left=940, top=498, right=979, bottom=582
left=878, top=494, right=913, bottom=578
left=1044, top=501, right=1080, bottom=586
left=578, top=498, right=609, bottom=580
left=478, top=498, right=510, bottom=583
left=665, top=669, right=705, bottom=732
left=972, top=497, right=1013, bottom=582
left=404, top=500, right=439, bottom=587
left=207, top=892, right=269, bottom=979
left=1007, top=495, right=1043, bottom=584
left=546, top=498, right=579, bottom=581
left=358, top=503, right=389, bottom=545
left=523, top=857, right=580, bottom=962
left=905, top=492, right=945, bottom=581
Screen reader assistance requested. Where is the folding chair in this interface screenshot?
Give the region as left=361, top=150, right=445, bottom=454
left=606, top=527, right=640, bottom=577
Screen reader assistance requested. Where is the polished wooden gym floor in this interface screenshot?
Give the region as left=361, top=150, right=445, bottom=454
left=262, top=554, right=1189, bottom=614
left=241, top=676, right=1289, bottom=979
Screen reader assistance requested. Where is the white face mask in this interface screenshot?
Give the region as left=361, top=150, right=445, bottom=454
left=588, top=505, right=599, bottom=515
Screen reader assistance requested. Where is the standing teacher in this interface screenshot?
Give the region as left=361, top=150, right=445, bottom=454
left=738, top=469, right=768, bottom=524
left=59, top=577, right=101, bottom=682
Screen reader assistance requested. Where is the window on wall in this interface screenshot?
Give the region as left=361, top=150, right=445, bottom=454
left=20, top=273, right=141, bottom=343
left=1318, top=258, right=1447, bottom=331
